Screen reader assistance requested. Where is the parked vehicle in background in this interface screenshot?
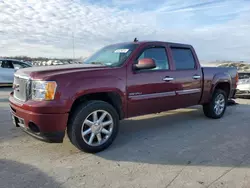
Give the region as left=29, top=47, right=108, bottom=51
left=0, top=59, right=32, bottom=86
left=9, top=40, right=238, bottom=153
left=236, top=71, right=250, bottom=98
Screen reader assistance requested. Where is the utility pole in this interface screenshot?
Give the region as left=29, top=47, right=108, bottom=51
left=72, top=31, right=75, bottom=59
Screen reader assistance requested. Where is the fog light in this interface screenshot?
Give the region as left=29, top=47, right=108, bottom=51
left=28, top=122, right=40, bottom=133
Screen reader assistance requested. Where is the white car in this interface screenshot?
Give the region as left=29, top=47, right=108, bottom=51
left=0, top=59, right=32, bottom=86
left=236, top=71, right=250, bottom=97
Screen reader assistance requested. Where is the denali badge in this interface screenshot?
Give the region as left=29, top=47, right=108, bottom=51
left=129, top=92, right=142, bottom=96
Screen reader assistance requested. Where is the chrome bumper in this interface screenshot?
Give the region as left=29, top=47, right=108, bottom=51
left=235, top=89, right=250, bottom=96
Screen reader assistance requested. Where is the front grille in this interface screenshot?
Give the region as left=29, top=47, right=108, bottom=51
left=13, top=75, right=30, bottom=102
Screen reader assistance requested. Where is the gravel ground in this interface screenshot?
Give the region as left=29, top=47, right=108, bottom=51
left=1, top=87, right=250, bottom=188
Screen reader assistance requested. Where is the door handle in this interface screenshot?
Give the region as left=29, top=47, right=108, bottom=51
left=163, top=77, right=174, bottom=81
left=193, top=75, right=201, bottom=79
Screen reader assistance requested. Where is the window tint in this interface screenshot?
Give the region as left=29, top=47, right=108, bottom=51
left=138, top=47, right=169, bottom=70
left=12, top=61, right=28, bottom=69
left=1, top=60, right=14, bottom=68
left=171, top=48, right=196, bottom=70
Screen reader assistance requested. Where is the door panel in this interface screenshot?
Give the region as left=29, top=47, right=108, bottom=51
left=0, top=60, right=15, bottom=84
left=127, top=71, right=178, bottom=117
left=0, top=68, right=15, bottom=84
left=126, top=44, right=178, bottom=118
left=169, top=47, right=202, bottom=108
left=172, top=70, right=202, bottom=108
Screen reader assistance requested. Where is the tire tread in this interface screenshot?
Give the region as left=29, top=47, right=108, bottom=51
left=67, top=100, right=119, bottom=153
left=203, top=89, right=227, bottom=119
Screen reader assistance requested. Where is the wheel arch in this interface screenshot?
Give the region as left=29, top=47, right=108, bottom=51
left=211, top=72, right=232, bottom=99
left=213, top=82, right=231, bottom=98
left=68, top=91, right=124, bottom=125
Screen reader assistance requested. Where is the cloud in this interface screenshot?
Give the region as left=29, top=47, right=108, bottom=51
left=0, top=0, right=250, bottom=61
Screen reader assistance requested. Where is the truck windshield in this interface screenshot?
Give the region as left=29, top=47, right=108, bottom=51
left=83, top=43, right=138, bottom=67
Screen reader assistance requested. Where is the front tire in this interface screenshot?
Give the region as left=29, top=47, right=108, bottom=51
left=203, top=89, right=227, bottom=119
left=67, top=100, right=119, bottom=153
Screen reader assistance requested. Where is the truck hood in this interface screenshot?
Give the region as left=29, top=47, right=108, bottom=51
left=15, top=64, right=107, bottom=79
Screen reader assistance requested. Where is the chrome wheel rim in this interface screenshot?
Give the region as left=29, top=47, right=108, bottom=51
left=81, top=110, right=114, bottom=146
left=214, top=94, right=225, bottom=115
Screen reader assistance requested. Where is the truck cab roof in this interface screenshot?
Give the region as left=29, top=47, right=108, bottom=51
left=112, top=40, right=193, bottom=48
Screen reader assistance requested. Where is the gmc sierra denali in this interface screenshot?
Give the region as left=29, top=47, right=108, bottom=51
left=9, top=40, right=238, bottom=153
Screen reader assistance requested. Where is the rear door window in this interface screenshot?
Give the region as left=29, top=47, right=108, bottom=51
left=171, top=48, right=196, bottom=70
left=12, top=61, right=29, bottom=69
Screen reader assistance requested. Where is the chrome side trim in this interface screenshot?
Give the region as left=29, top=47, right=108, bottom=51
left=176, top=88, right=201, bottom=95
left=128, top=88, right=201, bottom=100
left=193, top=75, right=201, bottom=79
left=0, top=83, right=12, bottom=87
left=163, top=77, right=174, bottom=81
left=129, top=91, right=176, bottom=100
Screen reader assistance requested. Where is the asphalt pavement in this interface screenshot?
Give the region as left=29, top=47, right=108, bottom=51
left=1, top=87, right=250, bottom=188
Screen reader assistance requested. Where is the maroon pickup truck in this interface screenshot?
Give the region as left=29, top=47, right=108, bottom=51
left=9, top=40, right=238, bottom=153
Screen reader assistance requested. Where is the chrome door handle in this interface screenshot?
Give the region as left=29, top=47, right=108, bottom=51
left=163, top=77, right=174, bottom=81
left=193, top=75, right=201, bottom=79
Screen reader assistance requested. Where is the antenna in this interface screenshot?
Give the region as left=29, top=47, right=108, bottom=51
left=134, top=37, right=138, bottom=42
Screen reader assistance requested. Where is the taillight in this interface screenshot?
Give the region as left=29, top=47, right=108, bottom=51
left=236, top=72, right=239, bottom=85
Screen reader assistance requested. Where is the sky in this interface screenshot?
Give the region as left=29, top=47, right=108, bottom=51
left=0, top=0, right=250, bottom=62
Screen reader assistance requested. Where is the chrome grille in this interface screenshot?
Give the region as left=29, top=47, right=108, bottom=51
left=13, top=75, right=29, bottom=102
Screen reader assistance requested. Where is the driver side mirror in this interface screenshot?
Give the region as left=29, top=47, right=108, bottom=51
left=133, top=58, right=156, bottom=71
left=14, top=67, right=20, bottom=70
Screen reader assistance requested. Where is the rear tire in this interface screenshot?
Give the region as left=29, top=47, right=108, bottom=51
left=203, top=89, right=227, bottom=119
left=67, top=100, right=119, bottom=153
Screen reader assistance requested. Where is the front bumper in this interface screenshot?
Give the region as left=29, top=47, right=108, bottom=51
left=9, top=96, right=69, bottom=143
left=18, top=124, right=65, bottom=143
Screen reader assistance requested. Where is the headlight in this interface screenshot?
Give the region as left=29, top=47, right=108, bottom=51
left=31, top=81, right=57, bottom=101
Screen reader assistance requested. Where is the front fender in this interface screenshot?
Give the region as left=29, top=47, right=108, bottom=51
left=62, top=75, right=126, bottom=112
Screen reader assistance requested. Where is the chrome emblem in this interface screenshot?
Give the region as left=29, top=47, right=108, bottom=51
left=129, top=92, right=142, bottom=96
left=13, top=84, right=20, bottom=92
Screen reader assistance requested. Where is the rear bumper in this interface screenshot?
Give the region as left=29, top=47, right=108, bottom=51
left=9, top=96, right=69, bottom=143
left=236, top=83, right=250, bottom=97
left=235, top=89, right=250, bottom=97
left=0, top=83, right=12, bottom=87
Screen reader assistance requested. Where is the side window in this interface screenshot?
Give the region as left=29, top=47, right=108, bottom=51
left=137, top=47, right=169, bottom=70
left=1, top=61, right=14, bottom=68
left=171, top=48, right=196, bottom=70
left=1, top=61, right=6, bottom=68
left=21, top=63, right=30, bottom=68
left=12, top=61, right=24, bottom=69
